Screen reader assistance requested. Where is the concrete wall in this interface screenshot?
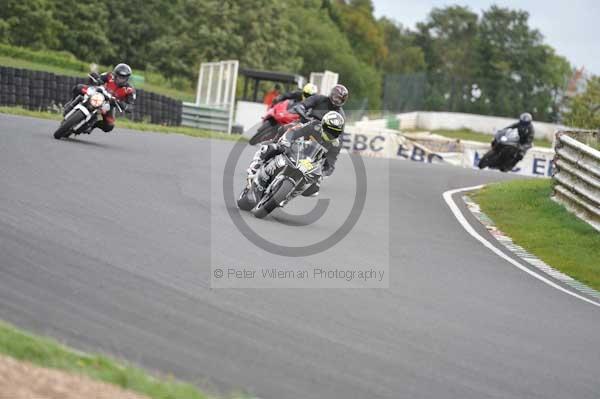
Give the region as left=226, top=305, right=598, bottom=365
left=358, top=111, right=567, bottom=142
left=235, top=101, right=267, bottom=132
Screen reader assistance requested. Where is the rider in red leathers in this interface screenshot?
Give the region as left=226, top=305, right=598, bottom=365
left=65, top=63, right=136, bottom=133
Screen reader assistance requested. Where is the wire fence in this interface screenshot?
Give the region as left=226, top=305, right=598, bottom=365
left=383, top=72, right=564, bottom=123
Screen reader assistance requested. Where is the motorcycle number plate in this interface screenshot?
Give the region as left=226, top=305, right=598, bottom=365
left=298, top=159, right=313, bottom=172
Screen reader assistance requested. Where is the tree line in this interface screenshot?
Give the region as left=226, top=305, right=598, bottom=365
left=0, top=0, right=581, bottom=122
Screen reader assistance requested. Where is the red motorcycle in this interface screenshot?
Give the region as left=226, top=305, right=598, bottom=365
left=249, top=100, right=300, bottom=145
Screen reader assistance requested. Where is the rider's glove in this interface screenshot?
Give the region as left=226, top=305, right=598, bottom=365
left=278, top=136, right=291, bottom=149
left=294, top=104, right=310, bottom=122
left=88, top=72, right=101, bottom=85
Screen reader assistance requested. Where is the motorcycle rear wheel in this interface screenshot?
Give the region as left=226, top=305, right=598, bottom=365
left=53, top=110, right=86, bottom=139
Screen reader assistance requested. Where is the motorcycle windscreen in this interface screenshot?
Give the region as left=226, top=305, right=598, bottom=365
left=287, top=140, right=325, bottom=166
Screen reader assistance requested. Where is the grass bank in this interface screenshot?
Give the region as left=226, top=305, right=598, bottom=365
left=0, top=320, right=220, bottom=399
left=473, top=179, right=600, bottom=291
left=428, top=128, right=552, bottom=148
left=0, top=106, right=245, bottom=142
left=0, top=45, right=195, bottom=102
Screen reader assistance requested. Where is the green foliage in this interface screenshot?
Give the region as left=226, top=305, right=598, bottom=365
left=0, top=0, right=62, bottom=49
left=0, top=0, right=577, bottom=119
left=0, top=43, right=93, bottom=72
left=147, top=0, right=302, bottom=79
left=390, top=5, right=573, bottom=121
left=379, top=18, right=425, bottom=74
left=416, top=6, right=479, bottom=77
left=53, top=0, right=114, bottom=62
left=473, top=6, right=571, bottom=121
left=563, top=76, right=600, bottom=129
left=291, top=1, right=381, bottom=109
left=333, top=0, right=387, bottom=68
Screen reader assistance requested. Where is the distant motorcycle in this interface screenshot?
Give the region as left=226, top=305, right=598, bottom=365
left=238, top=139, right=327, bottom=218
left=53, top=75, right=123, bottom=139
left=478, top=128, right=521, bottom=172
left=248, top=99, right=300, bottom=145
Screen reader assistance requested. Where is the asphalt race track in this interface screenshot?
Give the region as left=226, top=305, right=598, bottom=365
left=1, top=114, right=599, bottom=399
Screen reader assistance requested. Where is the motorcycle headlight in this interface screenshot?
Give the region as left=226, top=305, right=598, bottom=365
left=90, top=92, right=105, bottom=108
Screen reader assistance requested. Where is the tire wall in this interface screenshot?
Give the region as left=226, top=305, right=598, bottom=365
left=0, top=66, right=182, bottom=126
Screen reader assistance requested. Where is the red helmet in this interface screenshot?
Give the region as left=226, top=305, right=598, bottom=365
left=329, top=84, right=348, bottom=107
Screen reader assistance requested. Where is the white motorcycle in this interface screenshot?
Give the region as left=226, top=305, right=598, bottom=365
left=53, top=75, right=122, bottom=139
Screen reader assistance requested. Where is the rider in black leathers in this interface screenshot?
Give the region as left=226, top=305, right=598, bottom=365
left=503, top=112, right=535, bottom=161
left=250, top=111, right=345, bottom=197
left=294, top=84, right=348, bottom=121
left=273, top=83, right=318, bottom=105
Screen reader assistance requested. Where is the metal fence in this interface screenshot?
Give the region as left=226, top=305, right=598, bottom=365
left=383, top=72, right=562, bottom=123
left=194, top=60, right=238, bottom=133
left=552, top=130, right=600, bottom=231
left=181, top=102, right=230, bottom=132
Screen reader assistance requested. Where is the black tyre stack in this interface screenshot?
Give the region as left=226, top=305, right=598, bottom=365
left=122, top=86, right=182, bottom=126
left=0, top=66, right=183, bottom=126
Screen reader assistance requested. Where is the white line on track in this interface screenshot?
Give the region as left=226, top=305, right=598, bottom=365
left=443, top=185, right=600, bottom=309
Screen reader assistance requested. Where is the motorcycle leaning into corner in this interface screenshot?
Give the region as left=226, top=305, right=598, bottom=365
left=248, top=99, right=301, bottom=145
left=53, top=74, right=123, bottom=140
left=238, top=138, right=327, bottom=219
left=478, top=127, right=522, bottom=172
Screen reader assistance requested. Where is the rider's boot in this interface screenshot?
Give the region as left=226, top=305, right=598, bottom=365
left=246, top=143, right=281, bottom=184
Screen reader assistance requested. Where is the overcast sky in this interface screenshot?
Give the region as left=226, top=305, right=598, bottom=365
left=372, top=0, right=600, bottom=75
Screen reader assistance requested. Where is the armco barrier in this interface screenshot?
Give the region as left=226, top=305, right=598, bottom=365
left=181, top=102, right=229, bottom=132
left=0, top=66, right=182, bottom=126
left=553, top=130, right=600, bottom=231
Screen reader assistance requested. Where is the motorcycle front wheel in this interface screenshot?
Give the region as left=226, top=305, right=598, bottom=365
left=251, top=178, right=296, bottom=219
left=53, top=110, right=86, bottom=139
left=478, top=149, right=498, bottom=169
left=237, top=187, right=255, bottom=211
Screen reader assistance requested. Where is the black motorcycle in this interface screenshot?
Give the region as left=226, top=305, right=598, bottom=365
left=238, top=139, right=327, bottom=219
left=478, top=128, right=521, bottom=172
left=53, top=75, right=122, bottom=139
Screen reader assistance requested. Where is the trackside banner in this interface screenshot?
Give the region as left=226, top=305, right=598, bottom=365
left=341, top=128, right=554, bottom=178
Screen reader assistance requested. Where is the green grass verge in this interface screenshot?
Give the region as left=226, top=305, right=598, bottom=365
left=0, top=320, right=218, bottom=399
left=0, top=45, right=195, bottom=102
left=428, top=128, right=552, bottom=148
left=0, top=107, right=245, bottom=142
left=473, top=179, right=600, bottom=291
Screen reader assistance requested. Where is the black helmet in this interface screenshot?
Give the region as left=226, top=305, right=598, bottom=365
left=329, top=84, right=348, bottom=107
left=519, top=112, right=533, bottom=126
left=321, top=111, right=345, bottom=141
left=113, top=63, right=132, bottom=87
